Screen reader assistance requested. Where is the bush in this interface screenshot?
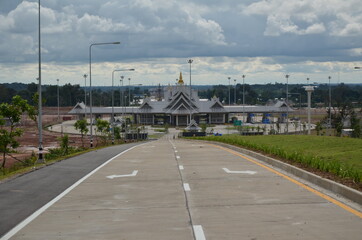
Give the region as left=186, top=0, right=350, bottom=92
left=60, top=134, right=69, bottom=155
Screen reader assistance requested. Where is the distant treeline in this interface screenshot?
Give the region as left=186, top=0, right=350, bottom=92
left=0, top=82, right=361, bottom=107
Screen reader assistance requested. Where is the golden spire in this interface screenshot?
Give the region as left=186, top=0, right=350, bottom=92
left=178, top=72, right=184, bottom=85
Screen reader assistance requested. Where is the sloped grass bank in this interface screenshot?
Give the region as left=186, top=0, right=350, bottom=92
left=192, top=135, right=362, bottom=186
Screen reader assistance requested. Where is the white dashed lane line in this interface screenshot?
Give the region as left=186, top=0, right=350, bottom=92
left=193, top=225, right=206, bottom=240
left=222, top=168, right=257, bottom=175
left=183, top=183, right=191, bottom=191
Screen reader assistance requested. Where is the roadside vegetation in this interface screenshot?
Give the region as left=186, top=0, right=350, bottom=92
left=0, top=104, right=144, bottom=180
left=192, top=135, right=362, bottom=188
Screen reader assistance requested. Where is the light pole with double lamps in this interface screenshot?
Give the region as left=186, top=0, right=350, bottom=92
left=111, top=69, right=135, bottom=144
left=89, top=41, right=120, bottom=148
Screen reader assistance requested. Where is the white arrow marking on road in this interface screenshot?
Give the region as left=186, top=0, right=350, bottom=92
left=107, top=170, right=138, bottom=179
left=223, top=168, right=256, bottom=175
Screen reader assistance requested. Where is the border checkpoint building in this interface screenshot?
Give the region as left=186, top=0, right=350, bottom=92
left=69, top=73, right=293, bottom=126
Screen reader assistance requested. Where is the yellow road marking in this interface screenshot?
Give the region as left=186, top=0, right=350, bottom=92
left=210, top=143, right=362, bottom=218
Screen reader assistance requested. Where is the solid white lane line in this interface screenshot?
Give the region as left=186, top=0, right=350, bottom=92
left=106, top=170, right=138, bottom=179
left=223, top=168, right=257, bottom=175
left=179, top=165, right=184, bottom=170
left=193, top=225, right=206, bottom=240
left=0, top=144, right=147, bottom=240
left=183, top=183, right=191, bottom=191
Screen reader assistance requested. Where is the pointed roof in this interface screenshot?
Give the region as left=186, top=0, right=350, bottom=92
left=68, top=102, right=86, bottom=114
left=185, top=119, right=201, bottom=132
left=139, top=97, right=153, bottom=112
left=177, top=72, right=184, bottom=85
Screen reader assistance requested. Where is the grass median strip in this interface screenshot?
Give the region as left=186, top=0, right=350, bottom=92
left=190, top=135, right=362, bottom=186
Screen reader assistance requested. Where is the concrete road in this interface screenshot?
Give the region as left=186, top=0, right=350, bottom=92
left=0, top=142, right=143, bottom=238
left=2, top=137, right=361, bottom=239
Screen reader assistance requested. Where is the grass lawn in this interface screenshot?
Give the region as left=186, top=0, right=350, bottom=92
left=193, top=135, right=362, bottom=184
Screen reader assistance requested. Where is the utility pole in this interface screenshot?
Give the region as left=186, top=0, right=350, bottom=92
left=285, top=74, right=290, bottom=134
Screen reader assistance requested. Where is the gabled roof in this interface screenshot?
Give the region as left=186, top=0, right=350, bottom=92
left=165, top=96, right=199, bottom=114
left=210, top=101, right=223, bottom=109
left=185, top=120, right=201, bottom=131
left=165, top=90, right=198, bottom=109
left=69, top=102, right=86, bottom=114
left=138, top=97, right=154, bottom=113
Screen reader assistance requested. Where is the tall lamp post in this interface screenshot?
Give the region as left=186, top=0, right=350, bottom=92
left=111, top=69, right=135, bottom=144
left=37, top=0, right=44, bottom=163
left=128, top=78, right=131, bottom=107
left=242, top=75, right=246, bottom=123
left=328, top=76, right=332, bottom=133
left=304, top=85, right=315, bottom=135
left=120, top=76, right=125, bottom=122
left=89, top=41, right=120, bottom=148
left=83, top=74, right=88, bottom=118
left=188, top=59, right=193, bottom=123
left=57, top=79, right=60, bottom=123
left=228, top=77, right=231, bottom=106
left=120, top=76, right=124, bottom=107
left=234, top=79, right=237, bottom=105
left=83, top=74, right=87, bottom=106
left=285, top=74, right=290, bottom=133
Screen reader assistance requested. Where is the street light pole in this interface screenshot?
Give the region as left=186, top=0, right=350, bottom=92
left=128, top=78, right=131, bottom=107
left=285, top=74, right=290, bottom=133
left=328, top=76, right=332, bottom=133
left=242, top=75, right=246, bottom=123
left=57, top=79, right=60, bottom=123
left=304, top=86, right=315, bottom=135
left=228, top=77, right=231, bottom=106
left=89, top=41, right=120, bottom=148
left=234, top=79, right=236, bottom=105
left=83, top=74, right=87, bottom=106
left=37, top=0, right=44, bottom=163
left=120, top=76, right=125, bottom=121
left=83, top=74, right=87, bottom=118
left=120, top=76, right=123, bottom=107
left=111, top=69, right=134, bottom=144
left=188, top=59, right=193, bottom=123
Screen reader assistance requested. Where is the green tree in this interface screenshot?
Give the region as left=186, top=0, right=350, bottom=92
left=114, top=126, right=121, bottom=142
left=95, top=119, right=110, bottom=145
left=315, top=122, right=323, bottom=136
left=350, top=110, right=361, bottom=138
left=0, top=96, right=34, bottom=168
left=74, top=119, right=89, bottom=147
left=60, top=134, right=69, bottom=155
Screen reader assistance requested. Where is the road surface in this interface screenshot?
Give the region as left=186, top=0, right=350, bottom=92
left=0, top=142, right=143, bottom=238
left=1, top=137, right=361, bottom=239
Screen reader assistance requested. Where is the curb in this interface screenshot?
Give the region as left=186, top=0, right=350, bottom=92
left=197, top=140, right=362, bottom=206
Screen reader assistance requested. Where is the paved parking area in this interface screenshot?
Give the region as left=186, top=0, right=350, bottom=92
left=4, top=137, right=362, bottom=240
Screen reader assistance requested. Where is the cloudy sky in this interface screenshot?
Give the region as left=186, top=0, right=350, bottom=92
left=0, top=0, right=361, bottom=86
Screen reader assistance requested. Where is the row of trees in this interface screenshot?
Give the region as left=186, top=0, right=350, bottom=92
left=0, top=83, right=146, bottom=107
left=197, top=83, right=362, bottom=108
left=1, top=82, right=362, bottom=108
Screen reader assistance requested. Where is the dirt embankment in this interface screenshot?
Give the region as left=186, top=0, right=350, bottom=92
left=1, top=107, right=83, bottom=168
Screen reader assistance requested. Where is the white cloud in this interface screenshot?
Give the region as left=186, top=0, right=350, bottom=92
left=0, top=0, right=361, bottom=85
left=243, top=0, right=362, bottom=37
